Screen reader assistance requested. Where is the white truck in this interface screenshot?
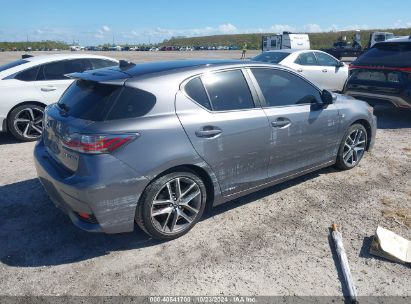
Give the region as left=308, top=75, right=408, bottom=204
left=262, top=32, right=310, bottom=51
left=368, top=32, right=395, bottom=48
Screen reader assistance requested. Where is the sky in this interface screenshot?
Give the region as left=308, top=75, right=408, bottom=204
left=0, top=0, right=411, bottom=45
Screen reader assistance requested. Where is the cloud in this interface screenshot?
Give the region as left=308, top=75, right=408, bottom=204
left=303, top=24, right=322, bottom=33
left=218, top=23, right=237, bottom=34
left=269, top=24, right=296, bottom=33
left=129, top=24, right=239, bottom=41
left=393, top=19, right=411, bottom=28
left=94, top=26, right=111, bottom=39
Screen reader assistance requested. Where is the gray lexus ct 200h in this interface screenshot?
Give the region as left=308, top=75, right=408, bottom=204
left=34, top=59, right=377, bottom=240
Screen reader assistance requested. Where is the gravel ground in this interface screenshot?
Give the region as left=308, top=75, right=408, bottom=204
left=0, top=51, right=410, bottom=297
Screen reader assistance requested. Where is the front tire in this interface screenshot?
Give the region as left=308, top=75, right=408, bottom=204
left=335, top=124, right=367, bottom=170
left=136, top=171, right=207, bottom=240
left=8, top=104, right=44, bottom=142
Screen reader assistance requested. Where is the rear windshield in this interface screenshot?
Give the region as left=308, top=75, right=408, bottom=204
left=0, top=59, right=28, bottom=73
left=58, top=80, right=156, bottom=121
left=354, top=42, right=411, bottom=68
left=253, top=52, right=290, bottom=64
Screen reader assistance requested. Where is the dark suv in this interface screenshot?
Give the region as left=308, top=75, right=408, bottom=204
left=343, top=37, right=411, bottom=108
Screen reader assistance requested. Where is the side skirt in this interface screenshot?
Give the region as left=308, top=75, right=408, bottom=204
left=212, top=160, right=335, bottom=207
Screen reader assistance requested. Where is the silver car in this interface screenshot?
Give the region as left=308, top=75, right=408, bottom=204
left=34, top=59, right=377, bottom=240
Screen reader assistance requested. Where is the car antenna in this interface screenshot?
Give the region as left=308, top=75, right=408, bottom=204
left=22, top=54, right=34, bottom=59
left=119, top=60, right=136, bottom=69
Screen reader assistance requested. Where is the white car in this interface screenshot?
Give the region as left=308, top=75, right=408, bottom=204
left=253, top=49, right=348, bottom=92
left=0, top=54, right=118, bottom=141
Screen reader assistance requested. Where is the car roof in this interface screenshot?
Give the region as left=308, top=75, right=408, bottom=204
left=379, top=36, right=411, bottom=43
left=23, top=53, right=118, bottom=64
left=262, top=49, right=300, bottom=54
left=68, top=59, right=297, bottom=85
left=69, top=59, right=254, bottom=82
left=0, top=53, right=119, bottom=79
left=118, top=59, right=244, bottom=76
left=265, top=49, right=317, bottom=54
left=262, top=49, right=327, bottom=54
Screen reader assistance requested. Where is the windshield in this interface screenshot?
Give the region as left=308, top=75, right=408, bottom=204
left=253, top=52, right=290, bottom=64
left=354, top=42, right=411, bottom=68
left=0, top=59, right=28, bottom=73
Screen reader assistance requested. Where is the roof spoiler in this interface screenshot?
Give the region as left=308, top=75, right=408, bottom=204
left=22, top=54, right=33, bottom=59
left=66, top=67, right=132, bottom=85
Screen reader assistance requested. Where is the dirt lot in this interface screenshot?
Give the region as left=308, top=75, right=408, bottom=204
left=0, top=51, right=410, bottom=297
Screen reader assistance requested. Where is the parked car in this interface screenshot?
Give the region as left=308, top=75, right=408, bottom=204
left=0, top=54, right=118, bottom=141
left=344, top=37, right=411, bottom=108
left=34, top=59, right=376, bottom=240
left=253, top=49, right=348, bottom=92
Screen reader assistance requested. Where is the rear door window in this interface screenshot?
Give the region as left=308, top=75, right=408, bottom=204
left=184, top=77, right=212, bottom=110
left=253, top=52, right=290, bottom=64
left=315, top=52, right=339, bottom=66
left=38, top=59, right=89, bottom=80
left=296, top=52, right=318, bottom=66
left=251, top=68, right=321, bottom=107
left=201, top=70, right=255, bottom=111
left=14, top=66, right=40, bottom=81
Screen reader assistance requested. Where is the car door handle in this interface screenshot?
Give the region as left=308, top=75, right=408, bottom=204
left=322, top=69, right=328, bottom=73
left=271, top=118, right=291, bottom=128
left=297, top=68, right=303, bottom=73
left=41, top=86, right=57, bottom=92
left=195, top=127, right=222, bottom=138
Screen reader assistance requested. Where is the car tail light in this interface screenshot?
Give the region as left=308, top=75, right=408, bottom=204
left=61, top=133, right=138, bottom=154
left=349, top=64, right=411, bottom=72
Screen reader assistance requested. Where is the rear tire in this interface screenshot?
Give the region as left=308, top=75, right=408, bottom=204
left=8, top=103, right=44, bottom=142
left=136, top=171, right=207, bottom=240
left=335, top=124, right=367, bottom=170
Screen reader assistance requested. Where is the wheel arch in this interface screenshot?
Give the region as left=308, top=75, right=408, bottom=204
left=350, top=119, right=372, bottom=150
left=143, top=164, right=218, bottom=212
left=5, top=100, right=47, bottom=132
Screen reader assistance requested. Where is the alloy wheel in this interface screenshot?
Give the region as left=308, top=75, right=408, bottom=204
left=342, top=128, right=366, bottom=167
left=150, top=177, right=202, bottom=234
left=13, top=107, right=44, bottom=139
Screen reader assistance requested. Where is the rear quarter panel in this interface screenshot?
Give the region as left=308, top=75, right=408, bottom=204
left=334, top=94, right=376, bottom=145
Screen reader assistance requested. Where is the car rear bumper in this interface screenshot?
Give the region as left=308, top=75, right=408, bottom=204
left=344, top=90, right=411, bottom=108
left=34, top=139, right=150, bottom=234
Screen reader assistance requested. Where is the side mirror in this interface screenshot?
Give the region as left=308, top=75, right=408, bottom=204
left=337, top=61, right=345, bottom=67
left=321, top=90, right=336, bottom=105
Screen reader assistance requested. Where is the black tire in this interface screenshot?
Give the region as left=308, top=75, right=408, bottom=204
left=335, top=123, right=367, bottom=170
left=136, top=171, right=207, bottom=240
left=8, top=103, right=44, bottom=142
